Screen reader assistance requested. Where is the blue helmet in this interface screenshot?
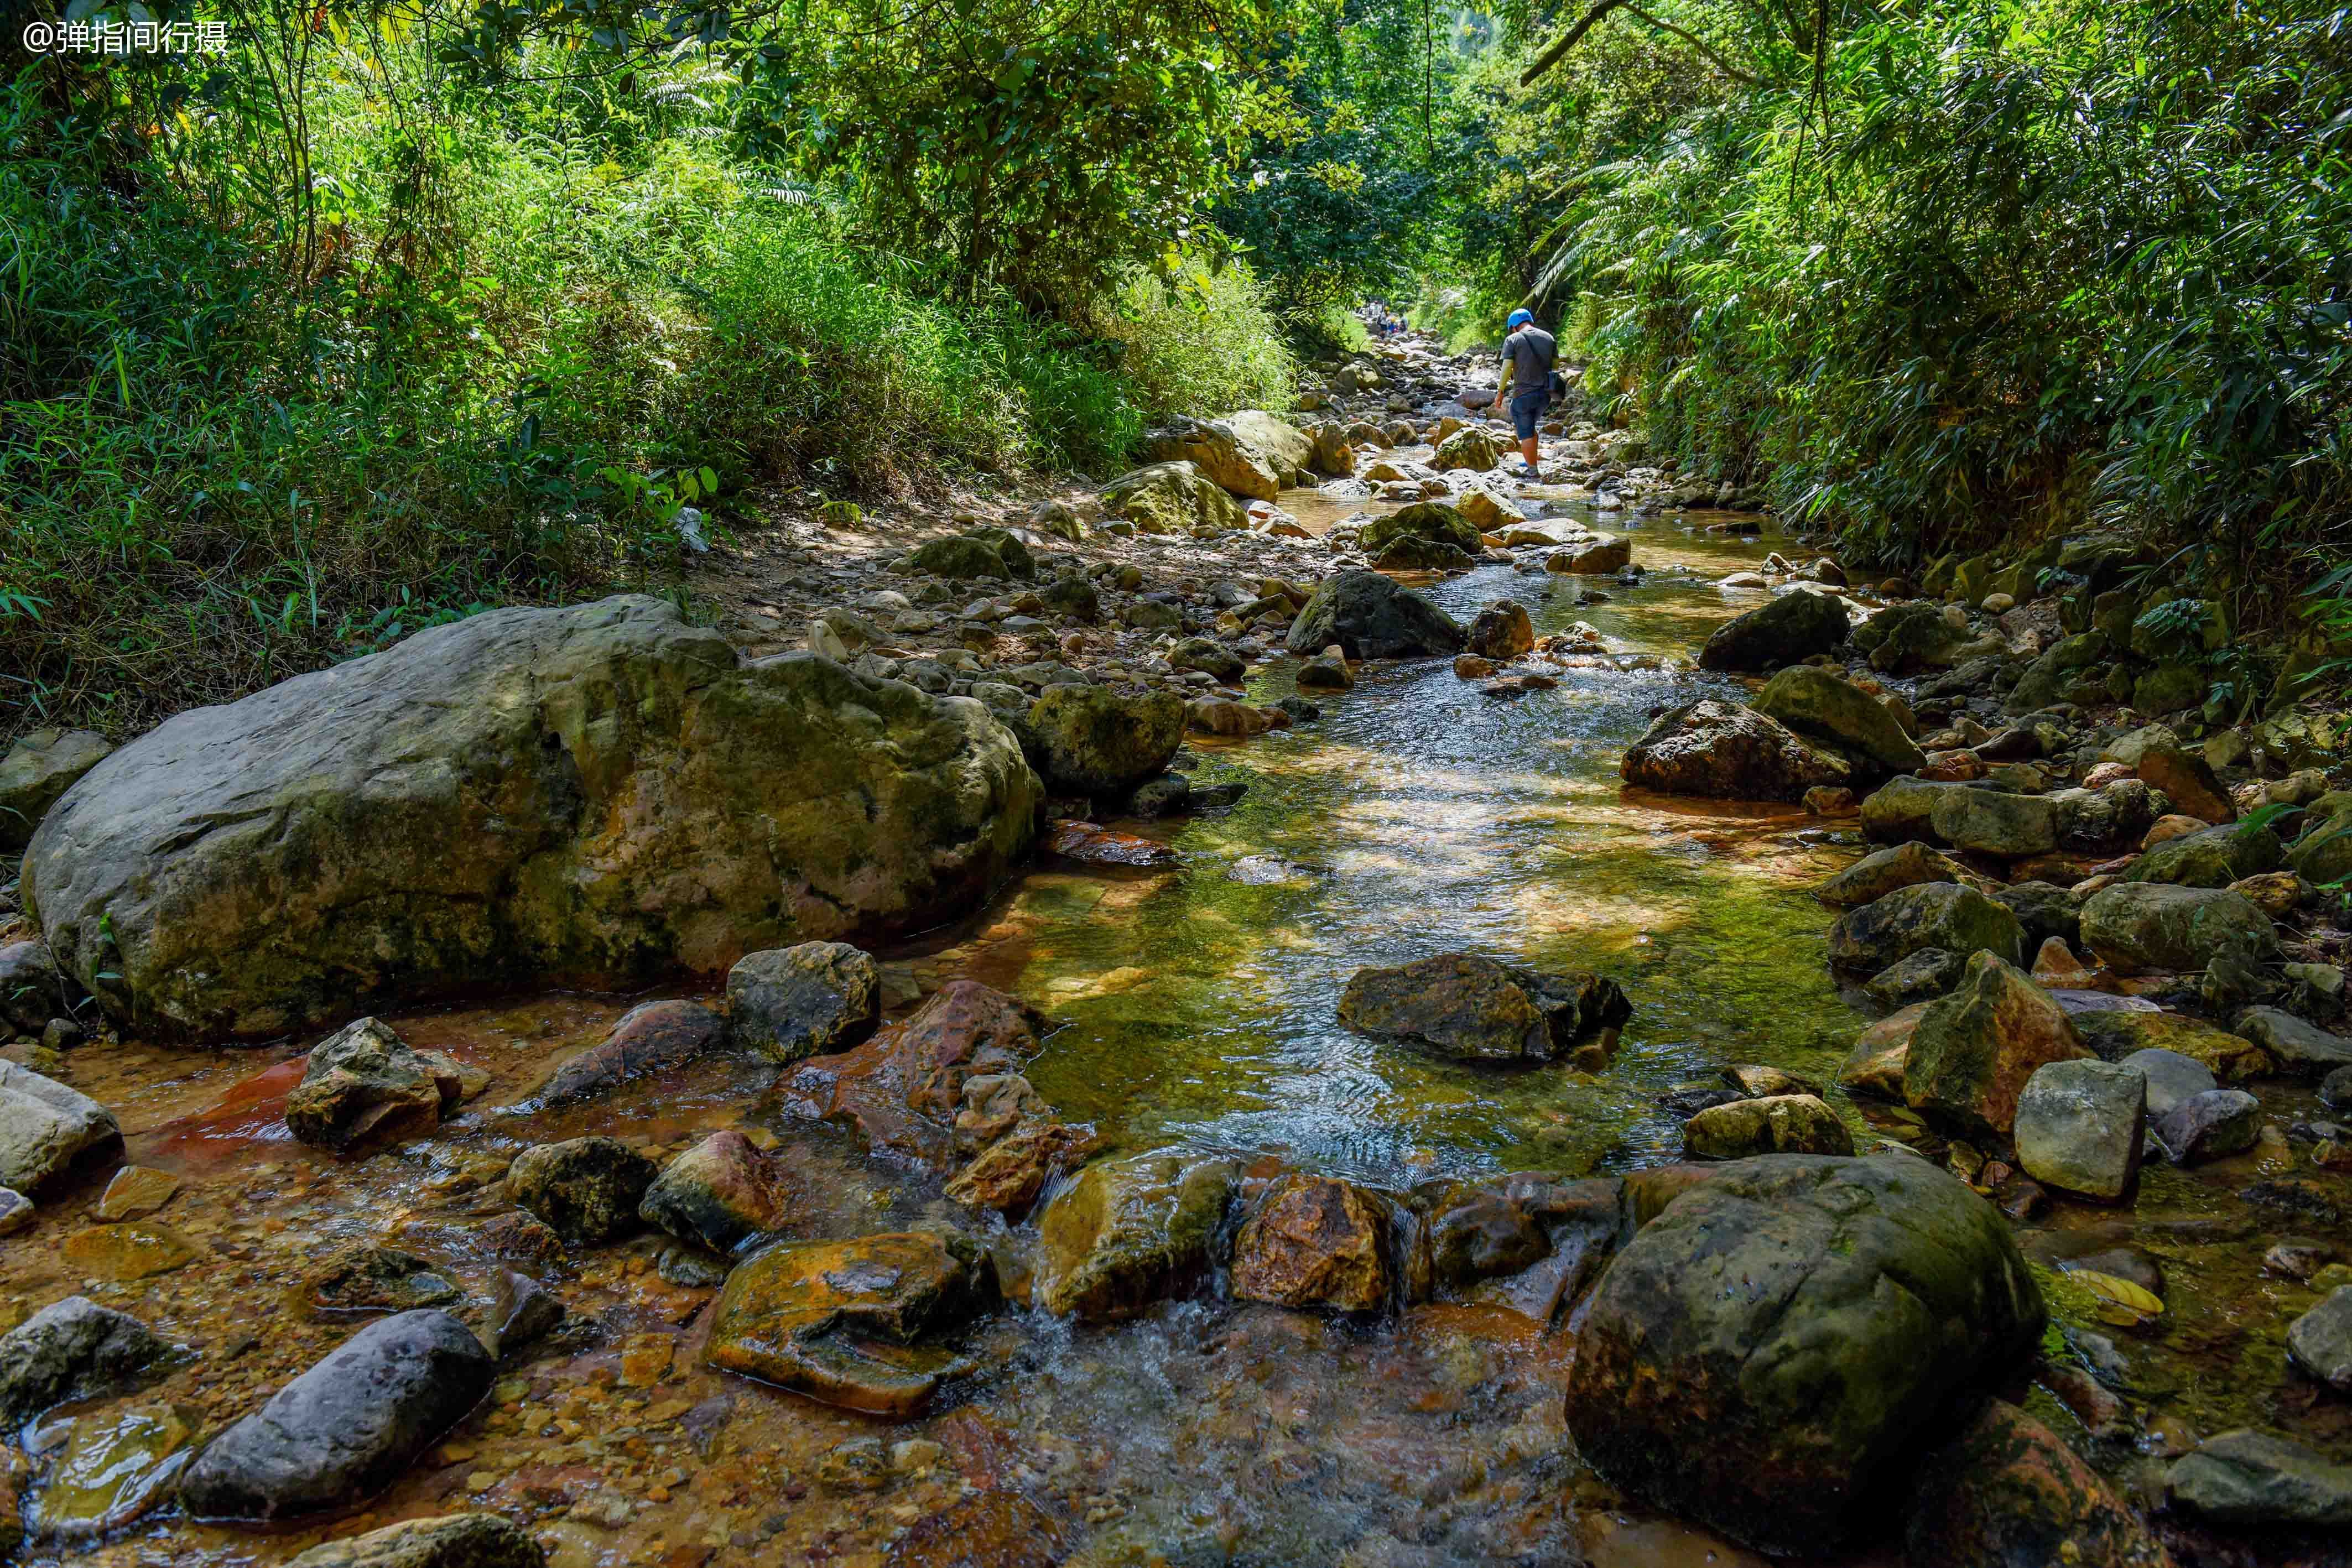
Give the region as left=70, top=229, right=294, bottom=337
left=1507, top=308, right=1534, bottom=330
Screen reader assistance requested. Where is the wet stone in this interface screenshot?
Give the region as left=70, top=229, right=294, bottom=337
left=1812, top=841, right=1982, bottom=908
left=91, top=1164, right=179, bottom=1221
left=283, top=1017, right=464, bottom=1155
left=1035, top=1152, right=1240, bottom=1321
left=2233, top=1006, right=2352, bottom=1076
left=1230, top=1174, right=1392, bottom=1312
left=639, top=1129, right=793, bottom=1254
left=2079, top=883, right=2275, bottom=976
left=2281, top=1277, right=2352, bottom=1396
left=0, top=1296, right=176, bottom=1425
left=2116, top=1047, right=2216, bottom=1119
left=1903, top=1398, right=2168, bottom=1568
left=308, top=1245, right=461, bottom=1314
left=540, top=998, right=724, bottom=1104
left=726, top=941, right=882, bottom=1066
left=1903, top=952, right=2090, bottom=1143
left=286, top=1512, right=548, bottom=1568
left=178, top=1309, right=494, bottom=1521
left=1336, top=952, right=1628, bottom=1062
left=485, top=1268, right=565, bottom=1358
left=2169, top=1429, right=2352, bottom=1527
left=703, top=1232, right=997, bottom=1416
left=504, top=1137, right=659, bottom=1245
left=0, top=1187, right=28, bottom=1237
left=1683, top=1094, right=1854, bottom=1159
left=30, top=1402, right=201, bottom=1543
left=60, top=1221, right=203, bottom=1280
left=1828, top=882, right=2027, bottom=975
left=2153, top=1089, right=2262, bottom=1163
left=1864, top=947, right=1964, bottom=1007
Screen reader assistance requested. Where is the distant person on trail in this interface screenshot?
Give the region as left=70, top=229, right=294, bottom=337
left=1493, top=307, right=1557, bottom=478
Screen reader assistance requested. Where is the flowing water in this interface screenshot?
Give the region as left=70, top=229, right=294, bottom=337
left=16, top=509, right=2311, bottom=1567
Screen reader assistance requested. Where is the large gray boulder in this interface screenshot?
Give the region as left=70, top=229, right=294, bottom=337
left=1284, top=571, right=1466, bottom=660
left=24, top=597, right=1040, bottom=1039
left=179, top=1310, right=491, bottom=1520
left=1138, top=411, right=1311, bottom=500
left=0, top=729, right=113, bottom=854
left=1563, top=1155, right=2043, bottom=1555
left=1697, top=589, right=1850, bottom=673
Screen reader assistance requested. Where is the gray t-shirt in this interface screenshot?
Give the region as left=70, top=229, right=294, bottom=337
left=1501, top=325, right=1557, bottom=396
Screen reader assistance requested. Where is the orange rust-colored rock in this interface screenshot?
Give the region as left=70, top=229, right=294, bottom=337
left=1905, top=1399, right=2172, bottom=1568
left=1231, top=1174, right=1391, bottom=1312
left=1905, top=952, right=2091, bottom=1143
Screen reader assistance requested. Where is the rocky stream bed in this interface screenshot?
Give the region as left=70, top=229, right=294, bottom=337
left=3, top=331, right=2350, bottom=1568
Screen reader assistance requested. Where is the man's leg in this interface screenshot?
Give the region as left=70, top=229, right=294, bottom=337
left=1521, top=433, right=1539, bottom=468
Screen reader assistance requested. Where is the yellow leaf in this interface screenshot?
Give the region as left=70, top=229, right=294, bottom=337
left=2064, top=1267, right=2163, bottom=1325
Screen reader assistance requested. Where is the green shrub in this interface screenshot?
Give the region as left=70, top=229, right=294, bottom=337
left=1093, top=261, right=1298, bottom=424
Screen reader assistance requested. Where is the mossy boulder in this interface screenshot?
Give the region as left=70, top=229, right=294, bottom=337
left=1904, top=952, right=2090, bottom=1143
left=1359, top=502, right=1481, bottom=559
left=1827, top=883, right=2028, bottom=974
left=1034, top=1152, right=1239, bottom=1321
left=1683, top=1094, right=1855, bottom=1158
left=1698, top=590, right=1851, bottom=673
left=1430, top=427, right=1506, bottom=472
left=1563, top=1154, right=2044, bottom=1556
left=1621, top=699, right=1852, bottom=803
left=1139, top=412, right=1311, bottom=500
left=903, top=529, right=1034, bottom=580
left=1337, top=952, right=1629, bottom=1062
left=2079, top=883, right=2277, bottom=975
left=2122, top=822, right=2282, bottom=888
left=23, top=597, right=1040, bottom=1040
left=0, top=730, right=113, bottom=855
left=1023, top=686, right=1187, bottom=797
left=1905, top=1399, right=2170, bottom=1568
left=1750, top=666, right=1927, bottom=775
left=1856, top=602, right=1966, bottom=675
left=1283, top=570, right=1466, bottom=660
left=1100, top=461, right=1250, bottom=534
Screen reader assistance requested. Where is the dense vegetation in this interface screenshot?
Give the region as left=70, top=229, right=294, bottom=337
left=5, top=0, right=2346, bottom=737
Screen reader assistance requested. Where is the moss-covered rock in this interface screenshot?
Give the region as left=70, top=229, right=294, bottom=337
left=1905, top=952, right=2090, bottom=1142
left=1697, top=590, right=1850, bottom=673
left=1359, top=502, right=1481, bottom=558
left=1751, top=666, right=1927, bottom=775
left=1034, top=1152, right=1239, bottom=1321
left=24, top=597, right=1040, bottom=1040
left=2079, top=883, right=2277, bottom=975
left=1283, top=570, right=1466, bottom=660
left=1621, top=698, right=1853, bottom=803
left=1100, top=461, right=1251, bottom=533
left=1023, top=686, right=1186, bottom=797
left=1828, top=882, right=2028, bottom=974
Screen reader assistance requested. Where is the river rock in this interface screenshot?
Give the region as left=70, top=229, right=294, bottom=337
left=0, top=1187, right=27, bottom=1236
left=1336, top=953, right=1628, bottom=1062
left=1813, top=842, right=1980, bottom=907
left=0, top=730, right=113, bottom=855
left=2152, top=1089, right=2262, bottom=1163
left=2012, top=1060, right=2144, bottom=1201
left=1100, top=461, right=1249, bottom=532
left=178, top=1310, right=490, bottom=1520
left=2117, top=1048, right=2218, bottom=1118
left=2079, top=883, right=2276, bottom=975
left=2123, top=822, right=2280, bottom=887
left=1563, top=1154, right=2043, bottom=1556
left=1864, top=947, right=1964, bottom=1006
left=2287, top=1285, right=2352, bottom=1391
left=1860, top=776, right=1971, bottom=842
left=2170, top=1429, right=2352, bottom=1527
left=283, top=1018, right=464, bottom=1155
left=640, top=1131, right=792, bottom=1254
left=24, top=597, right=1039, bottom=1039
left=2136, top=740, right=2234, bottom=822
left=1034, top=1152, right=1239, bottom=1320
left=704, top=1231, right=997, bottom=1416
left=1024, top=685, right=1186, bottom=796
left=1903, top=1399, right=2168, bottom=1568
left=1296, top=647, right=1354, bottom=690
left=726, top=942, right=881, bottom=1065
left=902, top=528, right=1036, bottom=579
left=1840, top=1005, right=1928, bottom=1100
left=1621, top=698, right=1851, bottom=802
left=541, top=999, right=724, bottom=1103
left=0, top=940, right=67, bottom=1035
left=1931, top=788, right=2058, bottom=858
left=287, top=1513, right=548, bottom=1568
left=0, top=1296, right=175, bottom=1424
left=1750, top=666, right=1926, bottom=775
left=1360, top=502, right=1481, bottom=559
left=1857, top=601, right=1966, bottom=674
left=307, top=1246, right=459, bottom=1313
left=2071, top=1007, right=2272, bottom=1080
left=1430, top=426, right=1506, bottom=472
left=2053, top=779, right=2160, bottom=853
left=1284, top=570, right=1466, bottom=659
left=1139, top=412, right=1308, bottom=501
left=2233, top=1006, right=2352, bottom=1075
left=1683, top=1094, right=1854, bottom=1158
left=505, top=1137, right=658, bottom=1244
left=1905, top=952, right=2089, bottom=1143
left=1169, top=637, right=1246, bottom=684
left=1230, top=1174, right=1392, bottom=1312
left=0, top=1061, right=121, bottom=1194
left=485, top=1268, right=565, bottom=1358
left=1828, top=882, right=2028, bottom=974
left=1465, top=600, right=1535, bottom=660
left=1697, top=589, right=1850, bottom=673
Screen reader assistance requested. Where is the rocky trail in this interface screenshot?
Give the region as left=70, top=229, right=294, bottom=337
left=2, top=325, right=2351, bottom=1568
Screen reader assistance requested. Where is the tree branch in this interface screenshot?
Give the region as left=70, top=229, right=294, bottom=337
left=1518, top=0, right=1627, bottom=86
left=1619, top=1, right=1758, bottom=84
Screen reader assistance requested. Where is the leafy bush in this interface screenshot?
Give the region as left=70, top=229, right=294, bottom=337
left=1092, top=262, right=1299, bottom=426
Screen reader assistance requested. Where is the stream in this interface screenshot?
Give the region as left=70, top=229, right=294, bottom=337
left=9, top=508, right=2323, bottom=1567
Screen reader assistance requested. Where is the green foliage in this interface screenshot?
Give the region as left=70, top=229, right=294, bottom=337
left=1093, top=261, right=1298, bottom=426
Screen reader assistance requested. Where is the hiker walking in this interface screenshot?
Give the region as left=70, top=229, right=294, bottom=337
left=1493, top=307, right=1557, bottom=478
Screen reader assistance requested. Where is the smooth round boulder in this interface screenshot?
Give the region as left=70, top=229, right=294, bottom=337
left=1750, top=666, right=1926, bottom=775
left=1023, top=686, right=1187, bottom=797
left=23, top=597, right=1039, bottom=1039
left=2012, top=1060, right=2145, bottom=1201
left=1697, top=588, right=1850, bottom=673
left=1564, top=1155, right=2044, bottom=1557
left=178, top=1310, right=491, bottom=1521
left=1827, top=882, right=2028, bottom=975
left=1283, top=571, right=1466, bottom=660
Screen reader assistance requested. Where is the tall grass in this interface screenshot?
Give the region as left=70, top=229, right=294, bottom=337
left=1092, top=262, right=1299, bottom=423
